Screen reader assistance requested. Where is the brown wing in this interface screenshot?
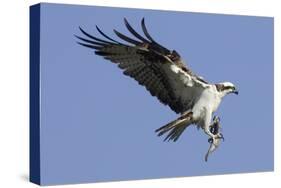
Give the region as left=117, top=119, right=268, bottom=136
left=75, top=18, right=209, bottom=114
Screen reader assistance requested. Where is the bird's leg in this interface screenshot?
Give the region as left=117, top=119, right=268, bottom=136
left=208, top=133, right=224, bottom=143
left=204, top=115, right=224, bottom=162
left=208, top=115, right=224, bottom=143
left=204, top=127, right=216, bottom=143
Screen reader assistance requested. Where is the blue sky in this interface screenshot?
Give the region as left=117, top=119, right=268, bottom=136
left=39, top=3, right=273, bottom=185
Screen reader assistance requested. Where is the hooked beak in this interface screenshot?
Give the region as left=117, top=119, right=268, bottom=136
left=232, top=90, right=239, bottom=95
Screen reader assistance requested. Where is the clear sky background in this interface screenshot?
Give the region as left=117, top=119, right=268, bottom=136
left=39, top=3, right=273, bottom=185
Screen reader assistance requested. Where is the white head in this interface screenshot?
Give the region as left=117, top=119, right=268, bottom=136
left=215, top=82, right=239, bottom=97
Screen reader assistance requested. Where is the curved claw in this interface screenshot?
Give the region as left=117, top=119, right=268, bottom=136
left=208, top=137, right=213, bottom=143
left=207, top=133, right=224, bottom=143
left=213, top=115, right=220, bottom=122
left=219, top=133, right=225, bottom=142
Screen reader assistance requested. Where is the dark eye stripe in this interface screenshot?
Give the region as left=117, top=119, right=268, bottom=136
left=224, top=86, right=234, bottom=90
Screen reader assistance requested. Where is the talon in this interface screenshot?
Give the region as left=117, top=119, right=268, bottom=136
left=219, top=133, right=225, bottom=141
left=213, top=115, right=217, bottom=121
left=208, top=135, right=216, bottom=144
left=213, top=115, right=220, bottom=122
left=210, top=126, right=215, bottom=134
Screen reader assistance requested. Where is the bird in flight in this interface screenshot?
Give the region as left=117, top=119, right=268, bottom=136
left=76, top=18, right=238, bottom=161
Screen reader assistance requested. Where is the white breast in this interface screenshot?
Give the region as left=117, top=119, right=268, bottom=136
left=192, top=86, right=222, bottom=122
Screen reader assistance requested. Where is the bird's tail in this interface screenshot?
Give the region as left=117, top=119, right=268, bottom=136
left=155, top=112, right=193, bottom=142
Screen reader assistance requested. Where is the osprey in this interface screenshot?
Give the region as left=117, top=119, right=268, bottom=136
left=76, top=18, right=238, bottom=160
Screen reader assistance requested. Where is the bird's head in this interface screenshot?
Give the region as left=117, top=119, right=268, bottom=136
left=215, top=82, right=239, bottom=97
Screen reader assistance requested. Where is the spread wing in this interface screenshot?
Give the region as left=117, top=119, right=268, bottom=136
left=75, top=18, right=210, bottom=114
